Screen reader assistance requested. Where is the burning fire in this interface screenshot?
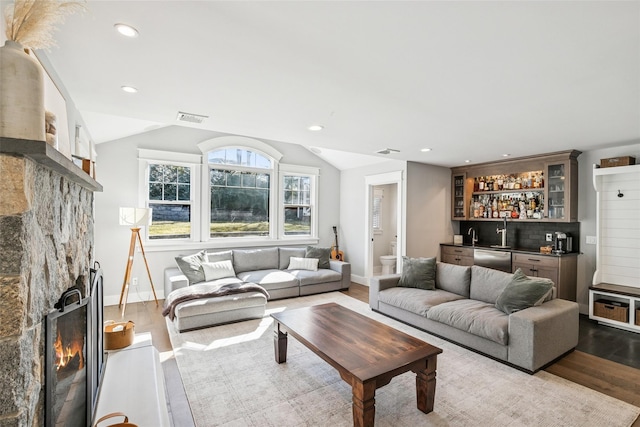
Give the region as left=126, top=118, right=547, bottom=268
left=54, top=329, right=84, bottom=371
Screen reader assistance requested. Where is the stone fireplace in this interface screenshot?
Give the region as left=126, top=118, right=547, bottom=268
left=0, top=138, right=102, bottom=426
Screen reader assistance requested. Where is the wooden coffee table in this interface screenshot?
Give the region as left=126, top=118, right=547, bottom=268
left=271, top=302, right=442, bottom=427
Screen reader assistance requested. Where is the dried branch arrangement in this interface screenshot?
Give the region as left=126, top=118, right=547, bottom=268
left=3, top=0, right=85, bottom=49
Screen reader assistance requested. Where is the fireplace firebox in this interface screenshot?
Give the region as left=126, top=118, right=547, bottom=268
left=45, top=265, right=103, bottom=427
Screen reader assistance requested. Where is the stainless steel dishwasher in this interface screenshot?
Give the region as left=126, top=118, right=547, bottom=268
left=473, top=248, right=512, bottom=272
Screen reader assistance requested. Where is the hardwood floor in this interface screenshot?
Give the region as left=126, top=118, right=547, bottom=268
left=107, top=283, right=640, bottom=426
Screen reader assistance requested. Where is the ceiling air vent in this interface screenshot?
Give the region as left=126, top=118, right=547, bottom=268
left=176, top=111, right=209, bottom=124
left=375, top=148, right=400, bottom=155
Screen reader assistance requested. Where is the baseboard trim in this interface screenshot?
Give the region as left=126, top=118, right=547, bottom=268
left=350, top=275, right=369, bottom=286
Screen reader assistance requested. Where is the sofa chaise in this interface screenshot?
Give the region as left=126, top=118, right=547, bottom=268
left=369, top=262, right=579, bottom=373
left=164, top=246, right=351, bottom=331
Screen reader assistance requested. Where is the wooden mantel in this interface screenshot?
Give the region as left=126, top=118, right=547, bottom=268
left=0, top=137, right=102, bottom=192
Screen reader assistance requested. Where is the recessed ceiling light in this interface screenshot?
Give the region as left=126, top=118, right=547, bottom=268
left=114, top=23, right=139, bottom=38
left=308, top=125, right=324, bottom=131
left=121, top=85, right=138, bottom=93
left=465, top=159, right=471, bottom=163
left=421, top=148, right=432, bottom=152
left=502, top=153, right=511, bottom=157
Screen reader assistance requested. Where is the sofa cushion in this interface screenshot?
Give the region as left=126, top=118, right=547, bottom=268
left=287, top=257, right=318, bottom=271
left=436, top=262, right=471, bottom=297
left=236, top=269, right=298, bottom=290
left=306, top=246, right=331, bottom=269
left=427, top=299, right=509, bottom=345
left=469, top=265, right=514, bottom=305
left=378, top=287, right=465, bottom=317
left=175, top=250, right=208, bottom=285
left=206, top=250, right=233, bottom=263
left=495, top=268, right=554, bottom=314
left=287, top=268, right=342, bottom=286
left=398, top=257, right=436, bottom=290
left=279, top=247, right=306, bottom=269
left=233, top=248, right=279, bottom=274
left=201, top=260, right=236, bottom=281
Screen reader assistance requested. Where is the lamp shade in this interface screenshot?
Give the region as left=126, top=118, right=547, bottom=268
left=119, top=207, right=152, bottom=227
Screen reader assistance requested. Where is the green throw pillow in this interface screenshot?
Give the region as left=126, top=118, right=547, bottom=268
left=495, top=268, right=554, bottom=314
left=306, top=246, right=331, bottom=269
left=398, top=257, right=436, bottom=290
left=174, top=250, right=207, bottom=285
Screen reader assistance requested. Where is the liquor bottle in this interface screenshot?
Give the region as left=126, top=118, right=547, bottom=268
left=478, top=176, right=485, bottom=191
left=515, top=176, right=522, bottom=189
left=473, top=177, right=479, bottom=192
left=492, top=197, right=499, bottom=218
left=496, top=175, right=504, bottom=190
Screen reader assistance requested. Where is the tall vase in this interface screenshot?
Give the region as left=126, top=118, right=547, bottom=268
left=0, top=40, right=45, bottom=141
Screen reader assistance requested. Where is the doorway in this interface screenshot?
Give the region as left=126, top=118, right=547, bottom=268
left=364, top=171, right=403, bottom=281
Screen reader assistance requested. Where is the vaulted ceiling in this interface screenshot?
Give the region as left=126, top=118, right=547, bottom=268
left=38, top=1, right=640, bottom=168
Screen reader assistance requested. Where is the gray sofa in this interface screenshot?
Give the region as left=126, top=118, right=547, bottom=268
left=369, top=262, right=579, bottom=373
left=165, top=247, right=351, bottom=331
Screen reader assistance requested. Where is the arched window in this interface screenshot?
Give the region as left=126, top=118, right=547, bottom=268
left=207, top=148, right=274, bottom=238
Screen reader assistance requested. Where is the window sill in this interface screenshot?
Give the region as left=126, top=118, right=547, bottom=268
left=142, top=237, right=320, bottom=253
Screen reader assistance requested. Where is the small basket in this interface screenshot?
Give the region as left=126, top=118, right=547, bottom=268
left=104, top=320, right=135, bottom=350
left=600, top=156, right=635, bottom=168
left=593, top=299, right=628, bottom=323
left=635, top=309, right=640, bottom=327
left=94, top=412, right=138, bottom=427
left=539, top=246, right=553, bottom=254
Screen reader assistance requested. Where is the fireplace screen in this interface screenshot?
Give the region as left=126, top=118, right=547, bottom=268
left=45, top=289, right=89, bottom=427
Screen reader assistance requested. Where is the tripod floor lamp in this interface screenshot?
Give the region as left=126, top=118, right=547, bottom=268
left=118, top=207, right=158, bottom=316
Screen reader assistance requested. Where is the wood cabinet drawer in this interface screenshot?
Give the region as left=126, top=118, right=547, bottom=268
left=441, top=246, right=473, bottom=258
left=442, top=253, right=474, bottom=266
left=512, top=253, right=558, bottom=269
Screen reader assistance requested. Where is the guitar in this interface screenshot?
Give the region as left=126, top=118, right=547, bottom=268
left=330, top=226, right=345, bottom=261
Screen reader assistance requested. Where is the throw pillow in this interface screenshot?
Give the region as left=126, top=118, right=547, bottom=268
left=398, top=256, right=436, bottom=290
left=174, top=250, right=207, bottom=285
left=306, top=246, right=331, bottom=269
left=495, top=268, right=554, bottom=314
left=288, top=257, right=319, bottom=271
left=201, top=260, right=236, bottom=281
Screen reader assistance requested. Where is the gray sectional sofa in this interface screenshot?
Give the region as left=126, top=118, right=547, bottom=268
left=164, top=247, right=351, bottom=331
left=369, top=262, right=579, bottom=373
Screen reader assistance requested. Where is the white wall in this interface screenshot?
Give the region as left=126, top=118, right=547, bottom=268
left=576, top=142, right=640, bottom=313
left=340, top=161, right=406, bottom=280
left=339, top=160, right=452, bottom=283
left=94, top=126, right=341, bottom=305
left=406, top=162, right=454, bottom=258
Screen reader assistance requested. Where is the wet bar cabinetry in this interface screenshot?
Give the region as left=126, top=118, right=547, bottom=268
left=512, top=253, right=577, bottom=301
left=441, top=245, right=473, bottom=266
left=450, top=150, right=580, bottom=222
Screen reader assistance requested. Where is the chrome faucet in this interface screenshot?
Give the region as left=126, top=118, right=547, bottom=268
left=496, top=217, right=507, bottom=247
left=467, top=227, right=478, bottom=246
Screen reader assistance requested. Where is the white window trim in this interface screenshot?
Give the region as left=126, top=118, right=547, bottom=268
left=136, top=142, right=321, bottom=251
left=138, top=149, right=202, bottom=244
left=279, top=164, right=320, bottom=241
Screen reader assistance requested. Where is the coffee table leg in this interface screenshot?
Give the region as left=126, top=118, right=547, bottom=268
left=274, top=322, right=288, bottom=363
left=352, top=381, right=375, bottom=427
left=415, top=356, right=437, bottom=413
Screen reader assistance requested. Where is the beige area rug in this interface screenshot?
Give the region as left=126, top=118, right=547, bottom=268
left=166, top=292, right=640, bottom=427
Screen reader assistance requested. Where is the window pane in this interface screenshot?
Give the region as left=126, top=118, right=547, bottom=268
left=177, top=184, right=190, bottom=201
left=208, top=148, right=271, bottom=169
left=164, top=183, right=177, bottom=200
left=164, top=166, right=177, bottom=183
left=242, top=172, right=256, bottom=188
left=256, top=173, right=270, bottom=188
left=227, top=171, right=241, bottom=187
left=149, top=183, right=163, bottom=200
left=210, top=169, right=226, bottom=186
left=148, top=203, right=191, bottom=239
left=210, top=172, right=270, bottom=238
left=284, top=206, right=311, bottom=236
left=149, top=164, right=163, bottom=182
left=177, top=167, right=190, bottom=183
